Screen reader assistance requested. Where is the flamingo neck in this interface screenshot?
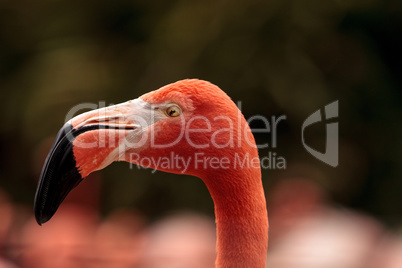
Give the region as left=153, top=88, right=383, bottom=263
left=202, top=161, right=268, bottom=268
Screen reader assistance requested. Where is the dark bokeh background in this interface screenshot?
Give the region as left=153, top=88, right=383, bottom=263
left=0, top=0, right=401, bottom=267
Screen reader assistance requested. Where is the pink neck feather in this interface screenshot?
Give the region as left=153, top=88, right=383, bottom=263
left=202, top=150, right=268, bottom=267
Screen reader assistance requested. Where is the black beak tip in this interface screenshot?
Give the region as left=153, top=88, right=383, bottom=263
left=33, top=123, right=83, bottom=225
left=36, top=218, right=43, bottom=226
left=34, top=123, right=122, bottom=224
left=34, top=205, right=51, bottom=226
left=34, top=211, right=44, bottom=226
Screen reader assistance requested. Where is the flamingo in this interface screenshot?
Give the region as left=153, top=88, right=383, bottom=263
left=34, top=79, right=269, bottom=267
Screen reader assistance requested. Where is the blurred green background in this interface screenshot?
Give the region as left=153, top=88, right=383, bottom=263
left=0, top=0, right=401, bottom=229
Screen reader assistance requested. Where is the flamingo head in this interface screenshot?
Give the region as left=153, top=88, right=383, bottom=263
left=34, top=79, right=252, bottom=225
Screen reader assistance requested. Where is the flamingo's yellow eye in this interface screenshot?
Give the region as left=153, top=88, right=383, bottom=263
left=166, top=105, right=181, bottom=117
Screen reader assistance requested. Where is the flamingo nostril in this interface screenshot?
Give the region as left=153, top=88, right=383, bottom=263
left=85, top=115, right=127, bottom=125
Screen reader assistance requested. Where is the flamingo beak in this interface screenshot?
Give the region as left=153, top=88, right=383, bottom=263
left=34, top=98, right=162, bottom=225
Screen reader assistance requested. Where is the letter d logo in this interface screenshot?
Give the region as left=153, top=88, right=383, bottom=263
left=302, top=101, right=338, bottom=167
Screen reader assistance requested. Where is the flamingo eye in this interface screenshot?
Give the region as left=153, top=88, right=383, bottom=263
left=165, top=105, right=181, bottom=117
